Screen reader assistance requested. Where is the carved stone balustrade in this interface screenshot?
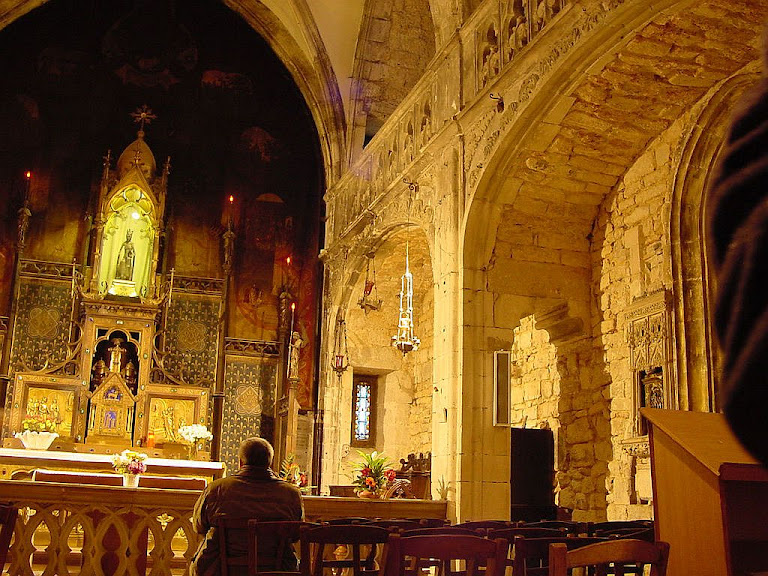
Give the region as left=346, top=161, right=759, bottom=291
left=0, top=481, right=447, bottom=575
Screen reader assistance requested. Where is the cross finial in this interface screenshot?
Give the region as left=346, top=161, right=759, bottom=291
left=130, top=105, right=157, bottom=135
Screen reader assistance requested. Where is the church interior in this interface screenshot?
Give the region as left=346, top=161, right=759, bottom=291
left=1, top=0, right=767, bottom=574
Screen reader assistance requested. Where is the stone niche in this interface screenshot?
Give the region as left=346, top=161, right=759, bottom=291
left=620, top=289, right=673, bottom=508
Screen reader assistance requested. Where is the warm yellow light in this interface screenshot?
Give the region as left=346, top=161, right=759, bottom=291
left=228, top=195, right=234, bottom=204
left=25, top=171, right=31, bottom=179
left=131, top=212, right=140, bottom=220
left=291, top=302, right=296, bottom=311
left=286, top=256, right=291, bottom=265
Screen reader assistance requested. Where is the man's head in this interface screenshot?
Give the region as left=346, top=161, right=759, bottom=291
left=238, top=437, right=274, bottom=468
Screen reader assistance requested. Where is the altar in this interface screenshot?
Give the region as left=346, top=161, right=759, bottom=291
left=0, top=447, right=225, bottom=481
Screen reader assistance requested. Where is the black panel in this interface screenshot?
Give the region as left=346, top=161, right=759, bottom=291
left=510, top=427, right=555, bottom=520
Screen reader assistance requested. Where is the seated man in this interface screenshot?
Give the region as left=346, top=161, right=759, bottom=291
left=191, top=437, right=304, bottom=576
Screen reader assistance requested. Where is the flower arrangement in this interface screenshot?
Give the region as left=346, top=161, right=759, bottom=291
left=177, top=424, right=213, bottom=445
left=22, top=413, right=57, bottom=433
left=111, top=450, right=148, bottom=475
left=351, top=450, right=396, bottom=495
left=279, top=453, right=310, bottom=493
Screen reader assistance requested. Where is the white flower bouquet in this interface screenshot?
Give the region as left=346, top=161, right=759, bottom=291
left=178, top=424, right=213, bottom=445
left=111, top=449, right=148, bottom=475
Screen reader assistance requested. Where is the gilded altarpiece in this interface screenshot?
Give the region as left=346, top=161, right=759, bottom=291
left=221, top=339, right=279, bottom=473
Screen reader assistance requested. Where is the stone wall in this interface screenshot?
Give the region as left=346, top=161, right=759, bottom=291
left=593, top=107, right=690, bottom=520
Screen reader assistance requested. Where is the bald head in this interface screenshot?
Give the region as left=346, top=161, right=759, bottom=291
left=239, top=437, right=274, bottom=468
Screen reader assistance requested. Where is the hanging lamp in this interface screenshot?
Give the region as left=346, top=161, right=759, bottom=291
left=358, top=253, right=382, bottom=313
left=392, top=180, right=420, bottom=355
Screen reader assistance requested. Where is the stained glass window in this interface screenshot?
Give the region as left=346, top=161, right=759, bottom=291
left=351, top=376, right=377, bottom=447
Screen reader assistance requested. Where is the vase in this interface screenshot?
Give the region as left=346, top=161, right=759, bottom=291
left=187, top=442, right=198, bottom=461
left=357, top=490, right=379, bottom=499
left=15, top=430, right=58, bottom=450
left=123, top=473, right=140, bottom=488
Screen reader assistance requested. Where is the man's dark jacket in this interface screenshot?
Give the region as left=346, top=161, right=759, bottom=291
left=191, top=465, right=304, bottom=576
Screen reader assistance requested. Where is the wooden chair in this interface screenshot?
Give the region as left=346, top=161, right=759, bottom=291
left=300, top=523, right=390, bottom=576
left=401, top=526, right=480, bottom=537
left=522, top=521, right=587, bottom=536
left=380, top=533, right=507, bottom=576
left=586, top=521, right=653, bottom=537
left=592, top=527, right=654, bottom=542
left=454, top=521, right=516, bottom=532
left=405, top=518, right=449, bottom=528
left=487, top=527, right=570, bottom=570
left=248, top=520, right=316, bottom=575
left=0, top=504, right=17, bottom=573
left=548, top=539, right=669, bottom=576
left=368, top=519, right=424, bottom=532
left=324, top=517, right=373, bottom=525
left=215, top=518, right=254, bottom=576
left=511, top=536, right=608, bottom=576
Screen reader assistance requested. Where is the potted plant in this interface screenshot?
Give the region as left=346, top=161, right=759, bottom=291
left=351, top=450, right=396, bottom=498
left=280, top=453, right=311, bottom=494
left=111, top=449, right=148, bottom=487
left=14, top=414, right=59, bottom=450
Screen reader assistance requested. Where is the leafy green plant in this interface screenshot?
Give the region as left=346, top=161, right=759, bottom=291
left=351, top=450, right=396, bottom=494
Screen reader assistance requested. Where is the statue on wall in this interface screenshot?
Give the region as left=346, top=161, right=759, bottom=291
left=288, top=331, right=304, bottom=380
left=115, top=229, right=136, bottom=281
left=108, top=337, right=127, bottom=373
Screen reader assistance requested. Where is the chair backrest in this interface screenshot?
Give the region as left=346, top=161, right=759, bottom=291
left=454, top=520, right=516, bottom=531
left=381, top=533, right=507, bottom=576
left=592, top=527, right=654, bottom=542
left=548, top=539, right=670, bottom=576
left=407, top=518, right=449, bottom=528
left=401, top=526, right=480, bottom=537
left=248, top=520, right=315, bottom=575
left=587, top=521, right=653, bottom=537
left=324, top=517, right=372, bottom=525
left=215, top=518, right=253, bottom=576
left=523, top=521, right=587, bottom=535
left=300, top=523, right=391, bottom=576
left=0, top=504, right=17, bottom=572
left=368, top=519, right=423, bottom=532
left=512, top=536, right=608, bottom=576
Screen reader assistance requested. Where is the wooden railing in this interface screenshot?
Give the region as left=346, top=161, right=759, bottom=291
left=0, top=481, right=447, bottom=576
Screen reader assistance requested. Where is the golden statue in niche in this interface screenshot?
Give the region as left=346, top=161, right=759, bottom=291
left=115, top=229, right=136, bottom=280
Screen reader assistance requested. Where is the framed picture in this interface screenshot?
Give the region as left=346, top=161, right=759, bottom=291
left=9, top=374, right=88, bottom=440
left=139, top=384, right=210, bottom=445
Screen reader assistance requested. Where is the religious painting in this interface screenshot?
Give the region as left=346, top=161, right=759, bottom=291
left=141, top=384, right=208, bottom=445
left=7, top=374, right=85, bottom=440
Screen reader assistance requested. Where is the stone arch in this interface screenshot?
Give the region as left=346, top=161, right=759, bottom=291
left=320, top=223, right=435, bottom=492
left=0, top=0, right=346, bottom=185
left=461, top=0, right=766, bottom=521
left=670, top=70, right=761, bottom=413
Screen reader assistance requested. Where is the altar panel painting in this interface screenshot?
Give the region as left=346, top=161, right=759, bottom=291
left=7, top=375, right=84, bottom=439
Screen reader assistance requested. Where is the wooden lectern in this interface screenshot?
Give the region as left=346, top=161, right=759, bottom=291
left=642, top=408, right=768, bottom=576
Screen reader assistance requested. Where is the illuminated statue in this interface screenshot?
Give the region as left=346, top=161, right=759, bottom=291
left=115, top=229, right=136, bottom=281
left=288, top=331, right=304, bottom=380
